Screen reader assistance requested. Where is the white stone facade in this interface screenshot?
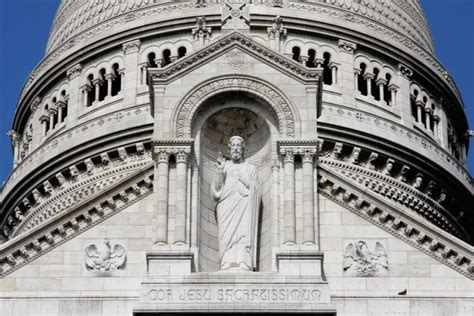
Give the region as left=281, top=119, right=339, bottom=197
left=1, top=1, right=472, bottom=315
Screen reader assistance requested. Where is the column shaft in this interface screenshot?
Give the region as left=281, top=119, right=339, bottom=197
left=191, top=166, right=199, bottom=248
left=272, top=162, right=280, bottom=246
left=302, top=156, right=315, bottom=244
left=175, top=153, right=188, bottom=244
left=379, top=84, right=384, bottom=102
left=155, top=155, right=169, bottom=244
left=283, top=152, right=295, bottom=244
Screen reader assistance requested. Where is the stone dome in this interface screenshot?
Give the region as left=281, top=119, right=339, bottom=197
left=2, top=1, right=473, bottom=310
left=47, top=0, right=434, bottom=54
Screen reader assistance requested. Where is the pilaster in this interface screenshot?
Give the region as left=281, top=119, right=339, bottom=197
left=122, top=39, right=141, bottom=108
left=337, top=39, right=358, bottom=107
left=66, top=63, right=82, bottom=125
left=398, top=63, right=414, bottom=124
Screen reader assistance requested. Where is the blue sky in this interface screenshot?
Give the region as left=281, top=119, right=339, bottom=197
left=0, top=0, right=473, bottom=185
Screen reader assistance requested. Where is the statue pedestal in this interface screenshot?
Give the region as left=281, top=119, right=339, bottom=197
left=147, top=250, right=195, bottom=276
left=276, top=249, right=325, bottom=276
left=134, top=272, right=334, bottom=315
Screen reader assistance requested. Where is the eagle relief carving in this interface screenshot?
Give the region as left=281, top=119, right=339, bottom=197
left=343, top=241, right=388, bottom=277
left=84, top=238, right=127, bottom=274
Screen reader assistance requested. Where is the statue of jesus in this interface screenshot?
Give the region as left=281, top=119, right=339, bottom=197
left=211, top=136, right=260, bottom=271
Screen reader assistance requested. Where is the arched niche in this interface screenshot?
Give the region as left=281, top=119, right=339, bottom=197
left=191, top=91, right=279, bottom=272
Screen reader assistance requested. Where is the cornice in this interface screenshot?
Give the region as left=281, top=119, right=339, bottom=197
left=318, top=165, right=474, bottom=279
left=0, top=166, right=154, bottom=278
left=317, top=136, right=473, bottom=244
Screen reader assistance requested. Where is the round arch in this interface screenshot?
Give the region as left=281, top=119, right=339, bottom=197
left=171, top=75, right=300, bottom=139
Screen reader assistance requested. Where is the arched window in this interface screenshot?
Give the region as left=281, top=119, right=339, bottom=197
left=147, top=52, right=157, bottom=68
left=98, top=68, right=107, bottom=101
left=51, top=97, right=58, bottom=128
left=87, top=74, right=95, bottom=106
left=384, top=74, right=391, bottom=105
left=323, top=52, right=332, bottom=85
left=358, top=63, right=368, bottom=96
left=292, top=46, right=301, bottom=62
left=411, top=89, right=419, bottom=120
left=371, top=68, right=380, bottom=100
left=162, top=49, right=171, bottom=67
left=306, top=49, right=316, bottom=68
left=178, top=46, right=187, bottom=59
left=421, top=96, right=428, bottom=126
left=111, top=63, right=121, bottom=96
left=430, top=103, right=435, bottom=132
left=44, top=104, right=50, bottom=133
left=61, top=90, right=68, bottom=121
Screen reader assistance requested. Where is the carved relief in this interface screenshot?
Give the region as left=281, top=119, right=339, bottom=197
left=84, top=238, right=127, bottom=273
left=343, top=241, right=388, bottom=277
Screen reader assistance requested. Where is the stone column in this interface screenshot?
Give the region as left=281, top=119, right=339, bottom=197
left=272, top=160, right=280, bottom=246
left=80, top=85, right=91, bottom=107
left=92, top=78, right=102, bottom=102
left=329, top=63, right=339, bottom=85
left=105, top=73, right=114, bottom=98
left=364, top=73, right=374, bottom=98
left=175, top=149, right=190, bottom=245
left=425, top=108, right=432, bottom=131
left=416, top=101, right=423, bottom=123
left=139, top=63, right=148, bottom=85
left=282, top=149, right=295, bottom=244
left=376, top=78, right=387, bottom=102
left=388, top=84, right=398, bottom=107
left=154, top=148, right=170, bottom=245
left=6, top=130, right=20, bottom=168
left=302, top=149, right=316, bottom=244
left=191, top=164, right=199, bottom=248
left=40, top=116, right=49, bottom=136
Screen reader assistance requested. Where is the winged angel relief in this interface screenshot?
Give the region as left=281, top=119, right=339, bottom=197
left=84, top=238, right=127, bottom=273
left=343, top=241, right=388, bottom=277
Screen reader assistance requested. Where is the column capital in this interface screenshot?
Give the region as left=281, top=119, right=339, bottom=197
left=388, top=83, right=399, bottom=91
left=153, top=139, right=194, bottom=163
left=363, top=73, right=375, bottom=80
left=122, top=39, right=141, bottom=55
left=80, top=83, right=92, bottom=92
left=175, top=148, right=192, bottom=163
left=153, top=147, right=172, bottom=163
left=104, top=73, right=116, bottom=81
left=375, top=78, right=387, bottom=86
left=92, top=78, right=104, bottom=86
left=278, top=140, right=319, bottom=163
left=301, top=148, right=318, bottom=163
left=280, top=148, right=295, bottom=163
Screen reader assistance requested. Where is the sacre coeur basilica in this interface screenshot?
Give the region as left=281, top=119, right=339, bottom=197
left=0, top=1, right=473, bottom=315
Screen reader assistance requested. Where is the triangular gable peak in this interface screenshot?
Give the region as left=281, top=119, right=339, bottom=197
left=148, top=31, right=322, bottom=85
